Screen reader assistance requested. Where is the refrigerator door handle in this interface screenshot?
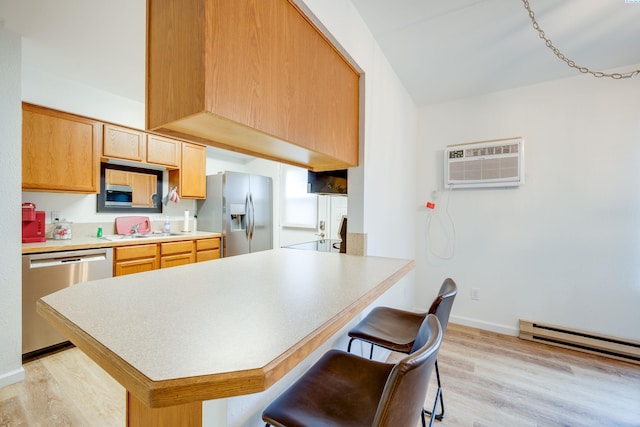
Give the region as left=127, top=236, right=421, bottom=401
left=248, top=192, right=255, bottom=240
left=244, top=193, right=251, bottom=240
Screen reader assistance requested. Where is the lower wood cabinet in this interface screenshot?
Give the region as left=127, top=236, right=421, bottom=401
left=113, top=237, right=220, bottom=276
left=114, top=244, right=159, bottom=277
left=196, top=238, right=221, bottom=262
left=160, top=240, right=195, bottom=268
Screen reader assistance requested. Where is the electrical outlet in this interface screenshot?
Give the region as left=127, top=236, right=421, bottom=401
left=471, top=288, right=480, bottom=300
left=51, top=211, right=61, bottom=223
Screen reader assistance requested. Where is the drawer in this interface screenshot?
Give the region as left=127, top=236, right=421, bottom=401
left=196, top=250, right=220, bottom=262
left=161, top=253, right=195, bottom=268
left=196, top=238, right=220, bottom=251
left=115, top=258, right=158, bottom=276
left=161, top=240, right=194, bottom=255
left=114, top=244, right=157, bottom=261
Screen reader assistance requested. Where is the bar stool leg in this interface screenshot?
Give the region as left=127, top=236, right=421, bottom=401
left=423, top=360, right=444, bottom=421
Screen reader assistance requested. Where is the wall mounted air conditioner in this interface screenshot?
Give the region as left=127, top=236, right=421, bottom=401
left=444, top=137, right=524, bottom=189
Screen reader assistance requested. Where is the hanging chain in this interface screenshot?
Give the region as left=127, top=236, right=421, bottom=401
left=522, top=0, right=640, bottom=79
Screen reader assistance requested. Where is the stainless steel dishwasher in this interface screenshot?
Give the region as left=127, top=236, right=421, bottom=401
left=22, top=247, right=113, bottom=359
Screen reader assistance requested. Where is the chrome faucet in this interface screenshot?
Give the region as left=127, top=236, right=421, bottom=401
left=131, top=222, right=145, bottom=234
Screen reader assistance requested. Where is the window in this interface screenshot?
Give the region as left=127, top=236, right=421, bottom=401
left=281, top=165, right=317, bottom=228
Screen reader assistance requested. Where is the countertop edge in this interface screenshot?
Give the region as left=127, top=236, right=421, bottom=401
left=22, top=231, right=221, bottom=254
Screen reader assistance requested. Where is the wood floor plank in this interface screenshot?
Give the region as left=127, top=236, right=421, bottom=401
left=40, top=348, right=125, bottom=427
left=431, top=324, right=640, bottom=427
left=0, top=396, right=29, bottom=426
left=19, top=359, right=87, bottom=426
left=1, top=324, right=638, bottom=426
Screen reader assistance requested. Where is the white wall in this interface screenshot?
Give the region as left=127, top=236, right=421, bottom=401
left=298, top=0, right=418, bottom=263
left=416, top=66, right=640, bottom=341
left=0, top=28, right=25, bottom=387
left=23, top=66, right=145, bottom=129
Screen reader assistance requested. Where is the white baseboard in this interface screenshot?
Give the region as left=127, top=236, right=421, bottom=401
left=0, top=367, right=25, bottom=388
left=450, top=315, right=519, bottom=336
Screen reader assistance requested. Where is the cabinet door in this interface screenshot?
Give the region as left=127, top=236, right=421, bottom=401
left=130, top=172, right=157, bottom=207
left=147, top=134, right=181, bottom=168
left=169, top=143, right=206, bottom=199
left=114, top=244, right=158, bottom=276
left=103, top=124, right=145, bottom=162
left=22, top=103, right=102, bottom=193
left=105, top=169, right=131, bottom=186
left=196, top=238, right=220, bottom=262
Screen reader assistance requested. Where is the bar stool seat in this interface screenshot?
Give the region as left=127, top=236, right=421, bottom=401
left=263, top=314, right=443, bottom=427
left=348, top=306, right=425, bottom=354
left=347, top=278, right=457, bottom=422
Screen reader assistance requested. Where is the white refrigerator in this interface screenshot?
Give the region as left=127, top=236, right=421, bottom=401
left=197, top=171, right=273, bottom=257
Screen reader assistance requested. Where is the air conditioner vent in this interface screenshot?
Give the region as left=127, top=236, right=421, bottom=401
left=444, top=138, right=524, bottom=188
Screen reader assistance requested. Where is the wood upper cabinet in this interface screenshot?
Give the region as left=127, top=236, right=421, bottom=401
left=130, top=172, right=157, bottom=208
left=103, top=124, right=145, bottom=162
left=105, top=169, right=131, bottom=186
left=22, top=103, right=102, bottom=193
left=146, top=134, right=181, bottom=168
left=105, top=169, right=157, bottom=207
left=146, top=0, right=359, bottom=172
left=169, top=142, right=206, bottom=199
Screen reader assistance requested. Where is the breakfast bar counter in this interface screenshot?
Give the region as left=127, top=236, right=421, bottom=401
left=37, top=248, right=414, bottom=426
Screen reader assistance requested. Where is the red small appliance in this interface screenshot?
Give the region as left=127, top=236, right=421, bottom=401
left=22, top=202, right=47, bottom=243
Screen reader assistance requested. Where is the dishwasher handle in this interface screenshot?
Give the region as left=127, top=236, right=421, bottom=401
left=30, top=253, right=108, bottom=269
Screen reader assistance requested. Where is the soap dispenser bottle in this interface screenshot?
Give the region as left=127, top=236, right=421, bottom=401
left=163, top=218, right=171, bottom=234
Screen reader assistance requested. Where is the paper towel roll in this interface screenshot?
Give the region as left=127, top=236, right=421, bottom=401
left=183, top=210, right=190, bottom=232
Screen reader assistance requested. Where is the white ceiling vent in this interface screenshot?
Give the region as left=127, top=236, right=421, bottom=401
left=444, top=137, right=524, bottom=189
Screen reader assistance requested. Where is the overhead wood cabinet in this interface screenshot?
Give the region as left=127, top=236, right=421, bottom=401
left=147, top=0, right=360, bottom=172
left=169, top=142, right=206, bottom=199
left=103, top=124, right=145, bottom=162
left=22, top=103, right=102, bottom=193
left=130, top=172, right=157, bottom=208
left=146, top=134, right=181, bottom=168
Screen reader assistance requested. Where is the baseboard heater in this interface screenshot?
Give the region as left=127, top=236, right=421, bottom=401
left=519, top=320, right=640, bottom=365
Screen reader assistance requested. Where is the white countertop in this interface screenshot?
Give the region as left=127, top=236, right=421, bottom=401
left=22, top=230, right=220, bottom=254
left=38, top=248, right=414, bottom=406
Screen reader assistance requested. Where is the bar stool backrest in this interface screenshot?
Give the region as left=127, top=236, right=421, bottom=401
left=372, top=314, right=443, bottom=427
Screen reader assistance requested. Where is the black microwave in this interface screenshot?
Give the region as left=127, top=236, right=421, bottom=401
left=307, top=169, right=348, bottom=195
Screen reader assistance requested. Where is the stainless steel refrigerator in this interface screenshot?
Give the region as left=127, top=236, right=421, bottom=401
left=197, top=171, right=273, bottom=257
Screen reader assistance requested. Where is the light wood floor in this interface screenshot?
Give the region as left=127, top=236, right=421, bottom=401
left=1, top=324, right=638, bottom=426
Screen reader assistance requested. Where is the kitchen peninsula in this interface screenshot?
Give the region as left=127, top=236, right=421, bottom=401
left=37, top=248, right=414, bottom=426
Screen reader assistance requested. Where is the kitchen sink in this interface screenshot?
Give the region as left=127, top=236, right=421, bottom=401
left=101, top=233, right=183, bottom=241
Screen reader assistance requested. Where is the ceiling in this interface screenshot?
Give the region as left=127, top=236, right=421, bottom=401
left=352, top=0, right=640, bottom=105
left=1, top=0, right=639, bottom=108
